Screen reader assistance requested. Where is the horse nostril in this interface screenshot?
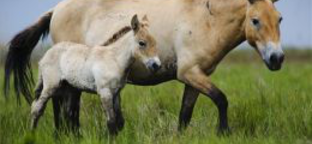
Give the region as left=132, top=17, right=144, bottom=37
left=270, top=54, right=279, bottom=64
left=269, top=53, right=284, bottom=65
left=152, top=63, right=161, bottom=71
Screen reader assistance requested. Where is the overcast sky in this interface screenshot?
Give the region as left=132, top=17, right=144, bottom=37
left=0, top=0, right=311, bottom=47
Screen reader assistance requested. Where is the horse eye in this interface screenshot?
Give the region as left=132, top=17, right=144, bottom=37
left=251, top=18, right=260, bottom=27
left=139, top=40, right=146, bottom=47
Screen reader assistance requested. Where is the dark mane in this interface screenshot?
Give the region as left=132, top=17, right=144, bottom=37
left=102, top=26, right=132, bottom=46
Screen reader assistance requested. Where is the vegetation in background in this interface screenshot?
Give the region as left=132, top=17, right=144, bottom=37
left=0, top=47, right=311, bottom=144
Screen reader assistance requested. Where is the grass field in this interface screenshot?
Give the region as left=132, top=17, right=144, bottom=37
left=0, top=50, right=312, bottom=144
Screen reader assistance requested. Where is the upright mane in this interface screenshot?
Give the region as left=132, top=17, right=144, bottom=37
left=102, top=26, right=132, bottom=46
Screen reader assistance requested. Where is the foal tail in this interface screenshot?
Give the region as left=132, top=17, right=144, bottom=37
left=4, top=10, right=53, bottom=104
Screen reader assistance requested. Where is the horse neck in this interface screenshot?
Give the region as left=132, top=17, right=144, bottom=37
left=188, top=0, right=248, bottom=62
left=109, top=32, right=136, bottom=70
left=212, top=0, right=248, bottom=49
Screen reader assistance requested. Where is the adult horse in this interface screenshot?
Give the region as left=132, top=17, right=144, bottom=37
left=5, top=0, right=284, bottom=134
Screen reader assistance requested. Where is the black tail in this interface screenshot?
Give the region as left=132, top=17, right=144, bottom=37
left=4, top=11, right=53, bottom=104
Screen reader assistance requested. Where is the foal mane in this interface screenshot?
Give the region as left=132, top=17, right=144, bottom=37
left=102, top=26, right=132, bottom=46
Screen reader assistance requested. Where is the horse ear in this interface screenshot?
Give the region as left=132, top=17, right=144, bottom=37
left=247, top=0, right=261, bottom=4
left=248, top=0, right=279, bottom=4
left=271, top=0, right=279, bottom=3
left=131, top=14, right=140, bottom=33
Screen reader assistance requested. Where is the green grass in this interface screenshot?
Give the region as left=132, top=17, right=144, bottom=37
left=0, top=58, right=312, bottom=143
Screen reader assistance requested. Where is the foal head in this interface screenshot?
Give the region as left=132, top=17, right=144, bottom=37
left=130, top=15, right=161, bottom=73
left=245, top=0, right=284, bottom=71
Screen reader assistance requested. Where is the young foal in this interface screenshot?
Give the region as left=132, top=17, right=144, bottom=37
left=30, top=15, right=160, bottom=134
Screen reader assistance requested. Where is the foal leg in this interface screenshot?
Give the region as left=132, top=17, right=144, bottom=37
left=178, top=67, right=229, bottom=134
left=113, top=90, right=125, bottom=131
left=178, top=84, right=200, bottom=131
left=99, top=88, right=117, bottom=135
left=30, top=87, right=55, bottom=130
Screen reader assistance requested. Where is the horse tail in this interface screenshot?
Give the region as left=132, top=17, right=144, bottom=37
left=4, top=10, right=53, bottom=104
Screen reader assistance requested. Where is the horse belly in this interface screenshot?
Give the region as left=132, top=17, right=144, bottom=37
left=126, top=56, right=177, bottom=85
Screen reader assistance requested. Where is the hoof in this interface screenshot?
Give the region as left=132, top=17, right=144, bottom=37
left=177, top=124, right=187, bottom=132
left=116, top=115, right=125, bottom=131
left=217, top=127, right=231, bottom=136
left=107, top=121, right=119, bottom=136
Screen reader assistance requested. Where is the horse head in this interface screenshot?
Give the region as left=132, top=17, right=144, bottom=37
left=245, top=0, right=284, bottom=71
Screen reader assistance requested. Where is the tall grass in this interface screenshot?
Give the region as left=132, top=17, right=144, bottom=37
left=0, top=49, right=311, bottom=144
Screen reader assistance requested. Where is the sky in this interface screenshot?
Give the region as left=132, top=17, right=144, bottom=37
left=0, top=0, right=311, bottom=48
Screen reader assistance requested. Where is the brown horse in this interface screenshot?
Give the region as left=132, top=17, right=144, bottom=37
left=4, top=0, right=284, bottom=134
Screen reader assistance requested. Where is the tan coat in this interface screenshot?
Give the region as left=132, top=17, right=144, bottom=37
left=50, top=0, right=283, bottom=88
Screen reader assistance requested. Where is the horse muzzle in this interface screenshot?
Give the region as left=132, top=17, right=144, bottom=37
left=146, top=57, right=162, bottom=73
left=260, top=43, right=284, bottom=71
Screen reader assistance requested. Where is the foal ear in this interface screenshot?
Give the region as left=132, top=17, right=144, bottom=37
left=131, top=14, right=140, bottom=33
left=142, top=15, right=149, bottom=22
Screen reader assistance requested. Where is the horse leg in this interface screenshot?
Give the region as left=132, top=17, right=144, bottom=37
left=99, top=88, right=117, bottom=135
left=178, top=84, right=200, bottom=131
left=52, top=85, right=81, bottom=134
left=52, top=96, right=61, bottom=131
left=178, top=67, right=229, bottom=134
left=113, top=90, right=125, bottom=131
left=64, top=87, right=81, bottom=133
left=30, top=87, right=55, bottom=130
left=207, top=85, right=229, bottom=135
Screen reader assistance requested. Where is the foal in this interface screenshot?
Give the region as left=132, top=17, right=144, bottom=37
left=30, top=15, right=160, bottom=134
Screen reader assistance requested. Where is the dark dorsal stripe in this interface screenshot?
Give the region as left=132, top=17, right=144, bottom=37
left=102, top=26, right=132, bottom=46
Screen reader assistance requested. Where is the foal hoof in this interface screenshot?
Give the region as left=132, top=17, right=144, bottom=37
left=107, top=121, right=119, bottom=136
left=116, top=116, right=125, bottom=131
left=217, top=127, right=231, bottom=136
